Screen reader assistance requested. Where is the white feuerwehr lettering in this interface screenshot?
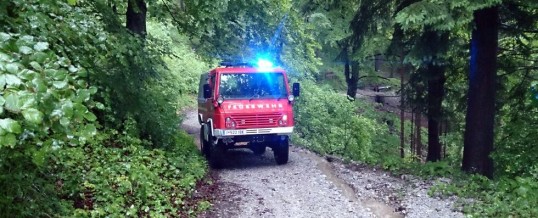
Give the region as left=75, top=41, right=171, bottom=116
left=226, top=103, right=285, bottom=109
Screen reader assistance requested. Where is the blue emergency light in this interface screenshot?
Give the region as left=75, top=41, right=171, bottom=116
left=256, top=59, right=274, bottom=69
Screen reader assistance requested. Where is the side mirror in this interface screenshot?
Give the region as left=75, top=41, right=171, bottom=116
left=203, top=84, right=212, bottom=99
left=292, top=83, right=300, bottom=97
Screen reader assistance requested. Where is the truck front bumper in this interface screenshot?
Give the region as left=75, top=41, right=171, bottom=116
left=213, top=127, right=294, bottom=138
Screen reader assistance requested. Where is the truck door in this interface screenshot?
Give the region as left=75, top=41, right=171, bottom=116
left=198, top=72, right=217, bottom=124
left=198, top=73, right=210, bottom=123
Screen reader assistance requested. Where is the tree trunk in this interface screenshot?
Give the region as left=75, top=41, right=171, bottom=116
left=426, top=64, right=446, bottom=162
left=346, top=61, right=359, bottom=100
left=126, top=0, right=147, bottom=37
left=399, top=58, right=405, bottom=158
left=415, top=111, right=422, bottom=160
left=343, top=45, right=352, bottom=100
left=462, top=6, right=498, bottom=178
left=410, top=110, right=415, bottom=155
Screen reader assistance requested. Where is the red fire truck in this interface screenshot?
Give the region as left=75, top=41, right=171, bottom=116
left=197, top=60, right=300, bottom=168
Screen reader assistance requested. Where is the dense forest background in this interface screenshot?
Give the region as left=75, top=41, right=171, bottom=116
left=0, top=0, right=537, bottom=217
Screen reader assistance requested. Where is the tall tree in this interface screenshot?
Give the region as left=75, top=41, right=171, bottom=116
left=425, top=60, right=446, bottom=162
left=126, top=0, right=147, bottom=37
left=422, top=30, right=449, bottom=162
left=462, top=6, right=499, bottom=178
left=388, top=0, right=417, bottom=158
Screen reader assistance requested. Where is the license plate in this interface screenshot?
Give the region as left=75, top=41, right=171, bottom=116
left=225, top=130, right=245, bottom=135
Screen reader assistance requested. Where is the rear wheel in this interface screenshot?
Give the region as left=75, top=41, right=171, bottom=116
left=200, top=126, right=210, bottom=157
left=274, top=138, right=289, bottom=165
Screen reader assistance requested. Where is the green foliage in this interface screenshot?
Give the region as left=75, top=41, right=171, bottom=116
left=53, top=129, right=206, bottom=217
left=494, top=84, right=538, bottom=177
left=431, top=174, right=538, bottom=217
left=0, top=32, right=99, bottom=216
left=532, top=81, right=538, bottom=106
left=1, top=0, right=209, bottom=216
left=147, top=21, right=212, bottom=107
left=0, top=33, right=99, bottom=148
left=395, top=0, right=501, bottom=32
left=293, top=80, right=387, bottom=162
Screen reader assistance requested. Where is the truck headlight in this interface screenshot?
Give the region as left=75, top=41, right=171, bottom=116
left=225, top=117, right=236, bottom=129
left=278, top=115, right=288, bottom=126
left=288, top=95, right=294, bottom=102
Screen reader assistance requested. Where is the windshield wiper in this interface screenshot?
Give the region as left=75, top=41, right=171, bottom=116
left=249, top=93, right=260, bottom=102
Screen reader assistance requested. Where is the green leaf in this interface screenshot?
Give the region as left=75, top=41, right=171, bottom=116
left=32, top=77, right=47, bottom=92
left=5, top=63, right=19, bottom=74
left=19, top=46, right=33, bottom=55
left=60, top=117, right=70, bottom=127
left=53, top=81, right=68, bottom=89
left=0, top=95, right=4, bottom=106
left=89, top=86, right=98, bottom=94
left=0, top=118, right=22, bottom=134
left=0, top=74, right=5, bottom=88
left=72, top=103, right=87, bottom=121
left=81, top=124, right=97, bottom=138
left=0, top=53, right=10, bottom=62
left=22, top=108, right=44, bottom=124
left=33, top=42, right=49, bottom=52
left=0, top=32, right=11, bottom=42
left=31, top=51, right=49, bottom=63
left=46, top=69, right=67, bottom=80
left=4, top=93, right=21, bottom=113
left=0, top=133, right=17, bottom=147
left=61, top=100, right=74, bottom=118
left=29, top=61, right=43, bottom=71
left=77, top=69, right=88, bottom=77
left=95, top=102, right=105, bottom=109
left=32, top=147, right=48, bottom=166
left=5, top=74, right=22, bottom=86
left=67, top=0, right=77, bottom=6
left=84, top=112, right=97, bottom=122
left=17, top=68, right=37, bottom=80
left=68, top=65, right=78, bottom=73
left=75, top=89, right=91, bottom=103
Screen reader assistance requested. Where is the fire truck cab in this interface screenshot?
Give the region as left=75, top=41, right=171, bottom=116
left=197, top=61, right=300, bottom=168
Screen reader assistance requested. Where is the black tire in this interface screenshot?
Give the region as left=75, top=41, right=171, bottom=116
left=274, top=138, right=289, bottom=165
left=207, top=131, right=224, bottom=169
left=209, top=143, right=225, bottom=169
left=251, top=144, right=266, bottom=156
left=200, top=126, right=210, bottom=157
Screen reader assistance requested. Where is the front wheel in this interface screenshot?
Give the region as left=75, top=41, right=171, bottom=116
left=273, top=138, right=289, bottom=165
left=208, top=142, right=225, bottom=169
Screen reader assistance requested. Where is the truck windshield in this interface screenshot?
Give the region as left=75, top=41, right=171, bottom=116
left=219, top=73, right=287, bottom=99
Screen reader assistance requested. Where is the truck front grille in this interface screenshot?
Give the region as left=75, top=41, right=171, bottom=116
left=230, top=113, right=282, bottom=128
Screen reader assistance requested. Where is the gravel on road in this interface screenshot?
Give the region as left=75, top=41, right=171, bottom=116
left=181, top=110, right=464, bottom=218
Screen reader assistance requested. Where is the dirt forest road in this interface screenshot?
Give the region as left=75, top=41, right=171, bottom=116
left=181, top=110, right=464, bottom=218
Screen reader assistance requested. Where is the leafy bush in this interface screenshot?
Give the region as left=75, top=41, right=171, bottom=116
left=1, top=0, right=209, bottom=216
left=53, top=130, right=206, bottom=217
left=431, top=174, right=538, bottom=217
left=0, top=32, right=99, bottom=215
left=494, top=100, right=538, bottom=177
left=293, top=80, right=381, bottom=162
left=0, top=32, right=98, bottom=150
